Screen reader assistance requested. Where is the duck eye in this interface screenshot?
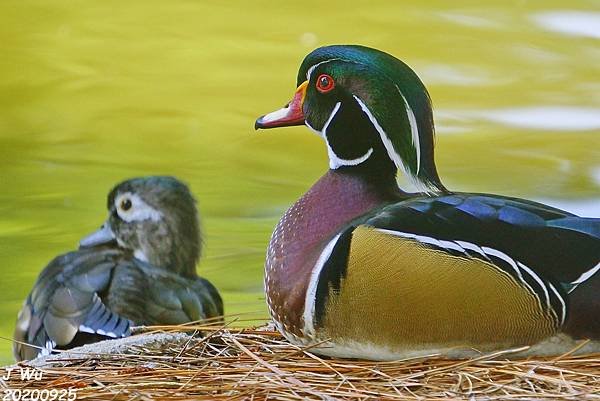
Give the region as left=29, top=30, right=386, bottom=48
left=120, top=198, right=132, bottom=211
left=316, top=74, right=335, bottom=93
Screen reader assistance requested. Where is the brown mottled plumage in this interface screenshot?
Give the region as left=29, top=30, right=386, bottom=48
left=14, top=176, right=223, bottom=361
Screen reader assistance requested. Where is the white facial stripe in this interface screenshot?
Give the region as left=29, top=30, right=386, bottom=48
left=317, top=102, right=374, bottom=169
left=306, top=58, right=342, bottom=81
left=353, top=95, right=437, bottom=194
left=259, top=106, right=292, bottom=124
left=304, top=233, right=342, bottom=336
left=396, top=85, right=421, bottom=175
left=353, top=96, right=412, bottom=179
left=305, top=120, right=323, bottom=138
left=353, top=95, right=405, bottom=171
left=262, top=59, right=341, bottom=131
left=321, top=102, right=342, bottom=135
left=375, top=228, right=566, bottom=325
left=115, top=193, right=162, bottom=223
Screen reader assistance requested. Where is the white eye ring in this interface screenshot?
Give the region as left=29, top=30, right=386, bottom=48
left=119, top=198, right=133, bottom=212
left=114, top=193, right=162, bottom=223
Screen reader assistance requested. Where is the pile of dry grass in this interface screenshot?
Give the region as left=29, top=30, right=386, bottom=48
left=2, top=322, right=599, bottom=400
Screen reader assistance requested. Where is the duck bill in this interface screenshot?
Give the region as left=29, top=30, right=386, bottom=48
left=79, top=222, right=116, bottom=248
left=255, top=81, right=308, bottom=129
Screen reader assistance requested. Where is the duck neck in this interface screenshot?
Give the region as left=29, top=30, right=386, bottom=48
left=137, top=228, right=200, bottom=279
left=265, top=168, right=402, bottom=337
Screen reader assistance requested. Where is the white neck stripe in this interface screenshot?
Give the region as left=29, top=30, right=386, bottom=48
left=353, top=95, right=405, bottom=172
left=353, top=95, right=437, bottom=194
left=396, top=85, right=421, bottom=175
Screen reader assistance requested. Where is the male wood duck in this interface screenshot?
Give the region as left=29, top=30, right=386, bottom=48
left=255, top=45, right=600, bottom=359
left=13, top=176, right=223, bottom=361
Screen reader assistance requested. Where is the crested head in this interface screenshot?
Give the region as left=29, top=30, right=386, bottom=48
left=257, top=44, right=446, bottom=194
left=106, top=176, right=201, bottom=277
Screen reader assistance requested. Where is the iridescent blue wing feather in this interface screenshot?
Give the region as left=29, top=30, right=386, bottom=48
left=367, top=193, right=600, bottom=286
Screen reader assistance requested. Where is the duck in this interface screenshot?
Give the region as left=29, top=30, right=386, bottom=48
left=13, top=176, right=223, bottom=361
left=255, top=45, right=600, bottom=360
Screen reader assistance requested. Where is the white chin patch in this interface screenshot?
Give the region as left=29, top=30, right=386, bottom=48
left=305, top=121, right=324, bottom=138
left=312, top=102, right=374, bottom=169
left=327, top=147, right=374, bottom=169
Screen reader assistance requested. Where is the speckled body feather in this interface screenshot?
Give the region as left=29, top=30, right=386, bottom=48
left=14, top=176, right=223, bottom=361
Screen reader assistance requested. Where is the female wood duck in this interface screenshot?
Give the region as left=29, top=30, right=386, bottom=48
left=255, top=45, right=600, bottom=359
left=13, top=176, right=223, bottom=361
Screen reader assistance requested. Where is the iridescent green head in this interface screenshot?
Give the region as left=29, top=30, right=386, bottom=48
left=256, top=45, right=445, bottom=193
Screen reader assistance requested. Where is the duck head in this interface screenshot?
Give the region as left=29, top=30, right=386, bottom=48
left=256, top=45, right=445, bottom=193
left=79, top=176, right=201, bottom=277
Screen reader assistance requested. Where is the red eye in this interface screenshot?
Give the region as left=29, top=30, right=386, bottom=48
left=316, top=74, right=335, bottom=93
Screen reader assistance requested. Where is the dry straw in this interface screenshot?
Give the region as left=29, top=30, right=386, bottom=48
left=2, top=320, right=599, bottom=400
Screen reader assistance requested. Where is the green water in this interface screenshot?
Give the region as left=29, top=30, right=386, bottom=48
left=1, top=1, right=599, bottom=364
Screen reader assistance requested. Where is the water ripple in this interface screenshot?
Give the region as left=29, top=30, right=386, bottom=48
left=532, top=11, right=600, bottom=39
left=479, top=107, right=600, bottom=131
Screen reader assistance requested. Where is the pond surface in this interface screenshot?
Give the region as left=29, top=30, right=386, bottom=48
left=1, top=1, right=599, bottom=364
